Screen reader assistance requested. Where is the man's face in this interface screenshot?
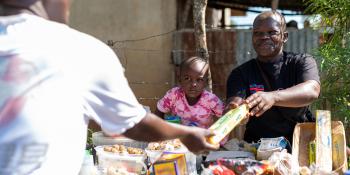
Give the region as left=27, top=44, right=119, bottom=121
left=252, top=17, right=286, bottom=60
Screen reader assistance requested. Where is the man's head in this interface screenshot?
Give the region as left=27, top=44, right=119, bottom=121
left=252, top=11, right=288, bottom=62
left=0, top=0, right=70, bottom=23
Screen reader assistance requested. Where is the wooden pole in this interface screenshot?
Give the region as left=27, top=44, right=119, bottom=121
left=271, top=0, right=279, bottom=11
left=193, top=0, right=209, bottom=60
left=193, top=0, right=212, bottom=91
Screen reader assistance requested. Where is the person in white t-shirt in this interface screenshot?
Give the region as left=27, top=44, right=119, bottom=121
left=0, top=1, right=218, bottom=174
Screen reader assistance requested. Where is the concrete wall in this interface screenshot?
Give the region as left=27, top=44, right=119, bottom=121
left=69, top=0, right=177, bottom=111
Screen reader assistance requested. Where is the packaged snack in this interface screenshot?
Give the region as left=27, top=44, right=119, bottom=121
left=308, top=140, right=316, bottom=165
left=153, top=153, right=187, bottom=175
left=103, top=144, right=144, bottom=155
left=207, top=104, right=249, bottom=145
left=205, top=158, right=273, bottom=175
left=315, top=110, right=332, bottom=172
left=164, top=115, right=181, bottom=124
left=146, top=139, right=183, bottom=151
left=257, top=137, right=289, bottom=160
left=268, top=149, right=299, bottom=175
left=207, top=164, right=235, bottom=175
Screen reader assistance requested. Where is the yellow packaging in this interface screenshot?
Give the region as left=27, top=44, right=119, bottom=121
left=153, top=162, right=177, bottom=175
left=308, top=140, right=316, bottom=165
left=207, top=104, right=249, bottom=145
left=153, top=153, right=187, bottom=175
left=331, top=122, right=348, bottom=171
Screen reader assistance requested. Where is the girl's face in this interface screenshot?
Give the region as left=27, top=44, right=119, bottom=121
left=179, top=61, right=208, bottom=99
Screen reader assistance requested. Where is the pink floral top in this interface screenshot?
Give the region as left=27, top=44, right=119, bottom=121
left=157, top=87, right=225, bottom=128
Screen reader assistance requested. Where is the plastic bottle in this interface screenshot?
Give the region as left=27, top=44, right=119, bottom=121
left=79, top=150, right=97, bottom=175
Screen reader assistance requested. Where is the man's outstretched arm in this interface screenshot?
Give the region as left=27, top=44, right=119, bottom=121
left=246, top=80, right=320, bottom=116
left=123, top=112, right=218, bottom=153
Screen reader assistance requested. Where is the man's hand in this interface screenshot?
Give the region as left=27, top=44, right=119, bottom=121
left=245, top=91, right=276, bottom=117
left=180, top=127, right=219, bottom=154
left=124, top=113, right=219, bottom=154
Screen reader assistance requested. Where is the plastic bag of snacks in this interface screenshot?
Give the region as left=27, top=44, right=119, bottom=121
left=204, top=158, right=274, bottom=175
left=268, top=149, right=299, bottom=175
left=145, top=139, right=184, bottom=163
left=257, top=137, right=290, bottom=160
left=203, top=164, right=235, bottom=175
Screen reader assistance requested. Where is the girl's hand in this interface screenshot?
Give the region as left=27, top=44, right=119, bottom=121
left=224, top=97, right=244, bottom=113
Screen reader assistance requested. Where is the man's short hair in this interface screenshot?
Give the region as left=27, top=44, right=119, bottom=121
left=253, top=11, right=287, bottom=32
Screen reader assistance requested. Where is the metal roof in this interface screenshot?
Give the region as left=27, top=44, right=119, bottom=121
left=208, top=0, right=309, bottom=14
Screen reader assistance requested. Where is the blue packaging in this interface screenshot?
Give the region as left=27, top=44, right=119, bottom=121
left=165, top=115, right=181, bottom=124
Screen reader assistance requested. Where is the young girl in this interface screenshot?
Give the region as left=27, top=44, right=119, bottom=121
left=155, top=56, right=225, bottom=129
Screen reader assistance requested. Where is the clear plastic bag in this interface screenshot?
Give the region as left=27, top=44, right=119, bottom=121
left=204, top=158, right=273, bottom=175
left=268, top=149, right=299, bottom=175
left=257, top=137, right=290, bottom=160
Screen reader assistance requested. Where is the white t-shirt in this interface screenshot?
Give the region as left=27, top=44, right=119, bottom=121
left=0, top=14, right=146, bottom=175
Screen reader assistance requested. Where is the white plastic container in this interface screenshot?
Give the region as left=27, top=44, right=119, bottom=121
left=79, top=152, right=97, bottom=175
left=92, top=131, right=147, bottom=149
left=94, top=146, right=147, bottom=175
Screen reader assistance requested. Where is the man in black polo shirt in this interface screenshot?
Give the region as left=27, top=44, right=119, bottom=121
left=226, top=11, right=320, bottom=146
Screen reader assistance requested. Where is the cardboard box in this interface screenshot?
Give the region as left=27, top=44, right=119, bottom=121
left=153, top=162, right=177, bottom=175
left=292, top=121, right=348, bottom=174
left=153, top=153, right=187, bottom=175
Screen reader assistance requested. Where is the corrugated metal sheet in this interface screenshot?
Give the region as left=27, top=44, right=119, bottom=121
left=284, top=29, right=320, bottom=54
left=235, top=29, right=255, bottom=67
left=208, top=0, right=308, bottom=12
left=235, top=28, right=320, bottom=67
